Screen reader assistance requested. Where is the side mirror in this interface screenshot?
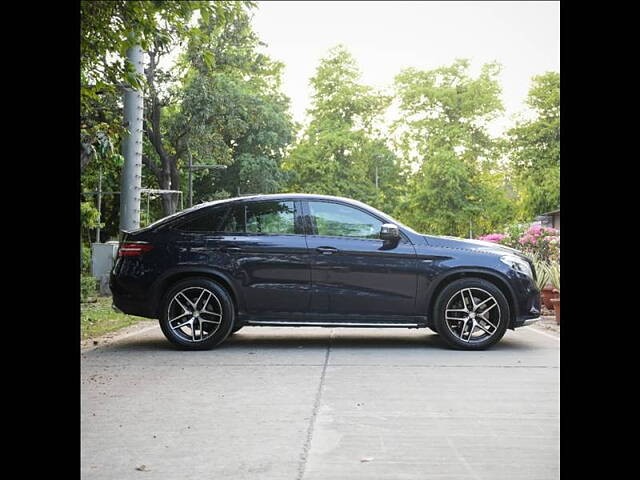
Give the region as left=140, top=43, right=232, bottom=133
left=380, top=223, right=400, bottom=242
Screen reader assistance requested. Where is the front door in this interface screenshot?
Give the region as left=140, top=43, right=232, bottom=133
left=304, top=200, right=418, bottom=318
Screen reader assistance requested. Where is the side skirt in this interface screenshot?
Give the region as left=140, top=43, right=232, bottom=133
left=247, top=321, right=425, bottom=328
left=238, top=313, right=429, bottom=329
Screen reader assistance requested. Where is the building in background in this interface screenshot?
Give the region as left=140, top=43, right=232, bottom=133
left=533, top=209, right=560, bottom=231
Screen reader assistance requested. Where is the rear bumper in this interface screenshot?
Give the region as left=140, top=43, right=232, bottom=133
left=111, top=293, right=155, bottom=318
left=110, top=272, right=156, bottom=319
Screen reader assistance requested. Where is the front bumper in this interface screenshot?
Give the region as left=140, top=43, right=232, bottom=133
left=521, top=316, right=541, bottom=326
left=508, top=269, right=542, bottom=329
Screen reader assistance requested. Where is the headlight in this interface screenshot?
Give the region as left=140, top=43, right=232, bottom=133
left=500, top=254, right=533, bottom=278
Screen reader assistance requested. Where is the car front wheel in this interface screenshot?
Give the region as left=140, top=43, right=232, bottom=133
left=159, top=278, right=235, bottom=350
left=433, top=278, right=510, bottom=350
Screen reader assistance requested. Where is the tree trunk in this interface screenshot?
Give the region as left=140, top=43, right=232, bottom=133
left=81, top=144, right=92, bottom=172
left=143, top=46, right=184, bottom=218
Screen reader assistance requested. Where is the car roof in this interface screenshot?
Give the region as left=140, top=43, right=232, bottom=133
left=193, top=193, right=371, bottom=209
left=140, top=192, right=420, bottom=238
left=144, top=193, right=369, bottom=230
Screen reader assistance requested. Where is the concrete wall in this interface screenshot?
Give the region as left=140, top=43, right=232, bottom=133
left=91, top=242, right=119, bottom=295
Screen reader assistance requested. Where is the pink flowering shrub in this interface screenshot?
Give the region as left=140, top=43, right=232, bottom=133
left=477, top=225, right=560, bottom=262
left=477, top=233, right=507, bottom=243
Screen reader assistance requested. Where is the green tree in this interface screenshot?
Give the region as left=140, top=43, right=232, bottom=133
left=141, top=4, right=250, bottom=215
left=283, top=46, right=405, bottom=211
left=506, top=72, right=560, bottom=218
left=393, top=59, right=516, bottom=236
left=80, top=0, right=244, bottom=172
left=176, top=11, right=295, bottom=202
left=81, top=1, right=264, bottom=239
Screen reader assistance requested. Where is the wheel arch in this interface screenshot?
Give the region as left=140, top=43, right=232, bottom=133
left=151, top=267, right=242, bottom=318
left=426, top=268, right=518, bottom=328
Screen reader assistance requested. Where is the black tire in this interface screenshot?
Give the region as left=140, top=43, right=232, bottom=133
left=433, top=278, right=510, bottom=350
left=159, top=277, right=235, bottom=350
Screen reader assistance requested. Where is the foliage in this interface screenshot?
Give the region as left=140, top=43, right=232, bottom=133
left=81, top=1, right=288, bottom=236
left=142, top=3, right=293, bottom=214
left=531, top=257, right=551, bottom=290
left=81, top=201, right=101, bottom=230
left=547, top=261, right=560, bottom=292
left=477, top=224, right=560, bottom=262
left=283, top=46, right=405, bottom=213
left=80, top=4, right=559, bottom=245
left=477, top=233, right=507, bottom=243
left=517, top=225, right=560, bottom=262
left=81, top=275, right=97, bottom=303
left=82, top=244, right=92, bottom=275
left=80, top=1, right=248, bottom=171
left=505, top=72, right=560, bottom=217
left=392, top=59, right=517, bottom=236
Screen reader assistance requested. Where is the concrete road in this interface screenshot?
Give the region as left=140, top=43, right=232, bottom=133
left=81, top=326, right=559, bottom=480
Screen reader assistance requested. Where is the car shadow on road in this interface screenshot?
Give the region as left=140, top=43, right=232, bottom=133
left=223, top=331, right=443, bottom=349
left=220, top=328, right=541, bottom=352
left=83, top=328, right=544, bottom=355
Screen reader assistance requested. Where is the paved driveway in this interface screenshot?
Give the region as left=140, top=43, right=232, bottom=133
left=81, top=326, right=559, bottom=480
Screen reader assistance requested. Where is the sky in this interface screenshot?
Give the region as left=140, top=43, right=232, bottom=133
left=251, top=1, right=559, bottom=136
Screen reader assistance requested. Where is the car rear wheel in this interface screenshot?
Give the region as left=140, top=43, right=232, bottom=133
left=433, top=278, right=509, bottom=350
left=159, top=278, right=235, bottom=350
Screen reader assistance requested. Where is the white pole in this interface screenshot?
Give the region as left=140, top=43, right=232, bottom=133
left=120, top=41, right=144, bottom=232
left=96, top=166, right=102, bottom=243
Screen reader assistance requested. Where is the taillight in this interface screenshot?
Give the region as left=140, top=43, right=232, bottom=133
left=118, top=242, right=154, bottom=257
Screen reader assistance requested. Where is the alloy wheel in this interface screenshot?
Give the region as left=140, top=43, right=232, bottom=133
left=444, top=287, right=501, bottom=343
left=167, top=287, right=223, bottom=343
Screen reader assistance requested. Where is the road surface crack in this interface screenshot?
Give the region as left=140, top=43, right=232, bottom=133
left=297, top=329, right=333, bottom=480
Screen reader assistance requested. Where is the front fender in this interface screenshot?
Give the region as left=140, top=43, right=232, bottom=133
left=423, top=267, right=518, bottom=325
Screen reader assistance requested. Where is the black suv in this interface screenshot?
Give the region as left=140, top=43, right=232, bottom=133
left=111, top=194, right=540, bottom=350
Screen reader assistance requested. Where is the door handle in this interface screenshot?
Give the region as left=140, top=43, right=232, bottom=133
left=316, top=246, right=338, bottom=255
left=221, top=246, right=242, bottom=253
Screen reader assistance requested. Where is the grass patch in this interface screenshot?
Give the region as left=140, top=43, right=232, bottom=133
left=81, top=296, right=147, bottom=340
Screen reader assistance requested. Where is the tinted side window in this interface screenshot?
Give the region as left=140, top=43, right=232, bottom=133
left=308, top=201, right=382, bottom=239
left=175, top=207, right=227, bottom=232
left=221, top=201, right=296, bottom=234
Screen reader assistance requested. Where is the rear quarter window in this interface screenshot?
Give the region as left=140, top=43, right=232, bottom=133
left=174, top=207, right=228, bottom=232
left=221, top=201, right=296, bottom=234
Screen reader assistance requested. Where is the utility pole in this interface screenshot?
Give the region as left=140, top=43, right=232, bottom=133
left=186, top=155, right=227, bottom=207
left=96, top=166, right=102, bottom=243
left=188, top=148, right=193, bottom=207
left=119, top=40, right=144, bottom=232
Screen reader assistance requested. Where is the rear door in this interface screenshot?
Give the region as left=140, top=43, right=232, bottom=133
left=212, top=199, right=311, bottom=315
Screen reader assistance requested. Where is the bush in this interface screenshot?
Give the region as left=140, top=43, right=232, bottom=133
left=81, top=275, right=97, bottom=303
left=477, top=224, right=560, bottom=262
left=81, top=243, right=92, bottom=274
left=517, top=226, right=560, bottom=262
left=531, top=257, right=551, bottom=290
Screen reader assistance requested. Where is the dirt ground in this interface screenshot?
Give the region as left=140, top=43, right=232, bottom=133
left=81, top=319, right=158, bottom=352
left=531, top=307, right=560, bottom=335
